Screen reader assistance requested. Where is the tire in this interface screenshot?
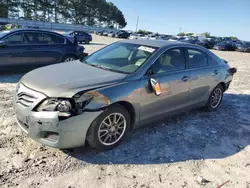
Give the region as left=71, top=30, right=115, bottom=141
left=87, top=104, right=131, bottom=151
left=205, top=84, right=224, bottom=112
left=61, top=55, right=76, bottom=62
left=85, top=39, right=90, bottom=44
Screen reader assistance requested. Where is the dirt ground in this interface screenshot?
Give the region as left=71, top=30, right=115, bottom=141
left=0, top=35, right=250, bottom=188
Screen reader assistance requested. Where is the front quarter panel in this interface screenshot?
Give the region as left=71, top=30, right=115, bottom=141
left=75, top=80, right=141, bottom=126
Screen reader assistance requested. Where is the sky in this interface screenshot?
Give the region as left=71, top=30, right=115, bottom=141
left=109, top=0, right=250, bottom=40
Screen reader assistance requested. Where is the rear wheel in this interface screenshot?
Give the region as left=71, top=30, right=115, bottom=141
left=85, top=39, right=90, bottom=44
left=205, top=84, right=224, bottom=111
left=87, top=104, right=130, bottom=151
left=62, top=55, right=76, bottom=62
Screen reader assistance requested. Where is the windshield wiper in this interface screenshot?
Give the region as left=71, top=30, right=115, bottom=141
left=88, top=63, right=128, bottom=74
left=89, top=64, right=111, bottom=70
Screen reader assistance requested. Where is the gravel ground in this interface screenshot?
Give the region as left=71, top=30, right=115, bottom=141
left=0, top=35, right=250, bottom=188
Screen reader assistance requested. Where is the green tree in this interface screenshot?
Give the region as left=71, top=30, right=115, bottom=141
left=186, top=32, right=194, bottom=36
left=202, top=32, right=210, bottom=38
left=2, top=0, right=127, bottom=28
left=0, top=0, right=20, bottom=18
left=137, top=29, right=152, bottom=35
left=177, top=32, right=185, bottom=36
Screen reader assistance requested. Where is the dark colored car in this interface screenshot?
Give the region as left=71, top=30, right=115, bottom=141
left=64, top=31, right=92, bottom=44
left=236, top=41, right=250, bottom=52
left=108, top=31, right=116, bottom=37
left=0, top=29, right=84, bottom=70
left=213, top=41, right=235, bottom=51
left=183, top=38, right=199, bottom=44
left=96, top=30, right=107, bottom=36
left=196, top=39, right=216, bottom=49
left=115, top=30, right=130, bottom=38
left=178, top=37, right=186, bottom=41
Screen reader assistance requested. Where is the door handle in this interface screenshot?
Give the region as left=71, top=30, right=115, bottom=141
left=181, top=76, right=190, bottom=82
left=214, top=70, right=219, bottom=75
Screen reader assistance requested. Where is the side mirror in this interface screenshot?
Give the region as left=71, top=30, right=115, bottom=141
left=83, top=52, right=89, bottom=57
left=150, top=78, right=161, bottom=96
left=0, top=40, right=7, bottom=47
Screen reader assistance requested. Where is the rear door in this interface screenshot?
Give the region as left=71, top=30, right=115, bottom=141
left=24, top=32, right=66, bottom=65
left=140, top=47, right=191, bottom=122
left=186, top=48, right=219, bottom=105
left=0, top=32, right=36, bottom=67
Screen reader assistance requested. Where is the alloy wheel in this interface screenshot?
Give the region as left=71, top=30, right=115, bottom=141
left=98, top=113, right=126, bottom=146
left=64, top=57, right=75, bottom=62
left=210, top=88, right=222, bottom=108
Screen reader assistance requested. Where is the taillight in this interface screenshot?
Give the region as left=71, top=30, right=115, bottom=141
left=228, top=67, right=237, bottom=74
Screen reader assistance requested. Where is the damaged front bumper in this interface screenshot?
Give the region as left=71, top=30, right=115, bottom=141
left=14, top=84, right=102, bottom=149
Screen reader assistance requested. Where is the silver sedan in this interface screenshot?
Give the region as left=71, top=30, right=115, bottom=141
left=14, top=40, right=237, bottom=150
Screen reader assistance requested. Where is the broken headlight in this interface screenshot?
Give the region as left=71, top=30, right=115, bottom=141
left=36, top=98, right=73, bottom=117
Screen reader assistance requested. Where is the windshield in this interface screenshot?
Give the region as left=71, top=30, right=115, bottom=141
left=84, top=42, right=158, bottom=74
left=0, top=30, right=11, bottom=39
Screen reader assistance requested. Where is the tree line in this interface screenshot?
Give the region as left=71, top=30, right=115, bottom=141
left=0, top=0, right=127, bottom=28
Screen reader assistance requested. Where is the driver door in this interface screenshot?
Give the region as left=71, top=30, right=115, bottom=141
left=139, top=47, right=191, bottom=123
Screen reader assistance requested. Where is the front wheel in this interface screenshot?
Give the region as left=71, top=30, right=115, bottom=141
left=62, top=55, right=76, bottom=62
left=205, top=84, right=224, bottom=111
left=87, top=104, right=130, bottom=151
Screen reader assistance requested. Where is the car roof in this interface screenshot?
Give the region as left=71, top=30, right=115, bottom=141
left=120, top=39, right=191, bottom=48
left=3, top=28, right=64, bottom=34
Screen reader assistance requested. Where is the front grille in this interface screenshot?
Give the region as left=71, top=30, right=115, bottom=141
left=16, top=92, right=37, bottom=108
left=15, top=83, right=45, bottom=109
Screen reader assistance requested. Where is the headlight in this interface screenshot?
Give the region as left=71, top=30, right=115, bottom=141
left=36, top=98, right=73, bottom=117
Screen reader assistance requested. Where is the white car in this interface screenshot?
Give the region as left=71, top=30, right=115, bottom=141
left=129, top=34, right=148, bottom=40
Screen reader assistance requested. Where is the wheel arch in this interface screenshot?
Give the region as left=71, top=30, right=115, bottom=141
left=113, top=101, right=136, bottom=129
left=61, top=54, right=78, bottom=62
left=217, top=82, right=227, bottom=92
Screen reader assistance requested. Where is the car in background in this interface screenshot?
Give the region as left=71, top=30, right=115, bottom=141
left=148, top=34, right=159, bottom=40
left=108, top=31, right=116, bottom=37
left=182, top=38, right=199, bottom=44
left=14, top=40, right=236, bottom=150
left=129, top=34, right=147, bottom=40
left=158, top=35, right=174, bottom=40
left=213, top=41, right=235, bottom=51
left=103, top=31, right=109, bottom=36
left=64, top=31, right=92, bottom=44
left=96, top=30, right=107, bottom=36
left=235, top=41, right=250, bottom=52
left=115, top=30, right=130, bottom=38
left=0, top=29, right=84, bottom=70
left=177, top=37, right=186, bottom=41
left=196, top=39, right=216, bottom=49
left=168, top=36, right=179, bottom=41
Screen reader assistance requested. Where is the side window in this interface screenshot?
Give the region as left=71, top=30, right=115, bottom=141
left=25, top=33, right=65, bottom=44
left=99, top=45, right=130, bottom=59
left=187, top=49, right=208, bottom=68
left=42, top=33, right=65, bottom=44
left=24, top=32, right=39, bottom=44
left=4, top=33, right=25, bottom=45
left=151, top=48, right=186, bottom=74
left=25, top=32, right=64, bottom=44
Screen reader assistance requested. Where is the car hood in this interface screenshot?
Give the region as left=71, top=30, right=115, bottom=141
left=20, top=61, right=127, bottom=97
